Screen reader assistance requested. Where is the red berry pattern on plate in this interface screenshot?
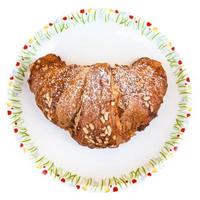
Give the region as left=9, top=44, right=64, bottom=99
left=49, top=23, right=53, bottom=26
left=181, top=128, right=185, bottom=133
left=80, top=9, right=85, bottom=14
left=62, top=16, right=67, bottom=20
left=60, top=178, right=65, bottom=183
left=173, top=146, right=178, bottom=151
left=76, top=185, right=80, bottom=189
left=147, top=172, right=152, bottom=176
left=16, top=62, right=20, bottom=66
left=129, top=15, right=134, bottom=19
left=113, top=186, right=118, bottom=192
left=178, top=60, right=182, bottom=65
left=115, top=10, right=119, bottom=13
left=20, top=143, right=23, bottom=148
left=146, top=22, right=152, bottom=26
left=187, top=113, right=191, bottom=117
left=14, top=128, right=18, bottom=133
left=7, top=110, right=12, bottom=115
left=23, top=45, right=28, bottom=50
left=42, top=170, right=48, bottom=175
left=132, top=179, right=137, bottom=184
left=186, top=77, right=190, bottom=82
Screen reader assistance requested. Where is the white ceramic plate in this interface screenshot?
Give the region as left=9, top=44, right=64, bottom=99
left=7, top=8, right=191, bottom=192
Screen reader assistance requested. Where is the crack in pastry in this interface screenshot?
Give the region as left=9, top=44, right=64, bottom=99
left=28, top=54, right=167, bottom=148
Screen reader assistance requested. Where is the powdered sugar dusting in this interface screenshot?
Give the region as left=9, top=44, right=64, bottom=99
left=112, top=60, right=165, bottom=110
left=29, top=55, right=167, bottom=148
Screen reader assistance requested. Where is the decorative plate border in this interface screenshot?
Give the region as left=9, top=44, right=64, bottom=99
left=7, top=8, right=192, bottom=192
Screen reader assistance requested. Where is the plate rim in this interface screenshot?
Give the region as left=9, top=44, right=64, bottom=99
left=7, top=8, right=192, bottom=192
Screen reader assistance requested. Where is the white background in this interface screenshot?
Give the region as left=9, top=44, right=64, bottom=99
left=0, top=0, right=199, bottom=199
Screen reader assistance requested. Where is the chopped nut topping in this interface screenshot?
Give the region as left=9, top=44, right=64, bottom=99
left=51, top=79, right=55, bottom=84
left=83, top=127, right=89, bottom=134
left=37, top=59, right=41, bottom=64
left=100, top=116, right=105, bottom=124
left=112, top=135, right=116, bottom=140
left=47, top=113, right=52, bottom=120
left=42, top=66, right=48, bottom=71
left=107, top=125, right=112, bottom=135
left=105, top=129, right=108, bottom=135
left=104, top=140, right=109, bottom=144
left=105, top=125, right=112, bottom=136
left=101, top=109, right=105, bottom=114
left=143, top=96, right=150, bottom=101
left=97, top=138, right=102, bottom=143
left=44, top=108, right=49, bottom=112
left=48, top=99, right=52, bottom=107
left=105, top=137, right=109, bottom=141
left=111, top=101, right=115, bottom=106
left=144, top=102, right=149, bottom=108
left=89, top=123, right=95, bottom=130
left=150, top=106, right=154, bottom=112
left=88, top=139, right=94, bottom=144
left=35, top=65, right=40, bottom=69
left=85, top=135, right=89, bottom=139
left=88, top=135, right=92, bottom=139
left=100, top=133, right=105, bottom=137
left=104, top=112, right=109, bottom=121
left=44, top=93, right=50, bottom=101
left=44, top=93, right=52, bottom=107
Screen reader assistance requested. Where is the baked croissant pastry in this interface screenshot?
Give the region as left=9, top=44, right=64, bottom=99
left=28, top=54, right=167, bottom=148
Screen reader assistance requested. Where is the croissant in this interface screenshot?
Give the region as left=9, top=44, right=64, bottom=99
left=28, top=54, right=167, bottom=148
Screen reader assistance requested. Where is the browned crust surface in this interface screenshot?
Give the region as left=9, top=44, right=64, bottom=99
left=28, top=54, right=168, bottom=148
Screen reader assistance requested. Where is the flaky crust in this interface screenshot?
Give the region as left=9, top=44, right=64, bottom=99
left=28, top=54, right=167, bottom=148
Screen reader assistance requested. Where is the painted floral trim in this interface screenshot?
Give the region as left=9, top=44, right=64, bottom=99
left=7, top=8, right=191, bottom=192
